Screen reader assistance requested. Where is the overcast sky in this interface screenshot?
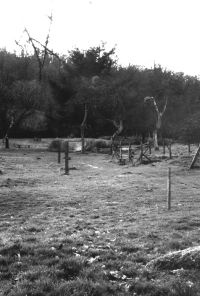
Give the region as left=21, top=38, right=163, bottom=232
left=0, top=0, right=200, bottom=76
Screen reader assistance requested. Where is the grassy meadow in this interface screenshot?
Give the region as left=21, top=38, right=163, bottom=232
left=1, top=139, right=200, bottom=295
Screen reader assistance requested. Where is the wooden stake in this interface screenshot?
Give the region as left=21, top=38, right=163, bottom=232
left=128, top=143, right=131, bottom=160
left=81, top=133, right=85, bottom=154
left=5, top=136, right=9, bottom=149
left=140, top=142, right=143, bottom=164
left=163, top=140, right=165, bottom=155
left=58, top=142, right=61, bottom=163
left=65, top=142, right=69, bottom=175
left=167, top=167, right=171, bottom=210
left=188, top=143, right=191, bottom=154
left=169, top=144, right=172, bottom=159
left=119, top=141, right=122, bottom=160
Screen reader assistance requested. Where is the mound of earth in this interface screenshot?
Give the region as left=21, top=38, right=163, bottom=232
left=146, top=246, right=200, bottom=270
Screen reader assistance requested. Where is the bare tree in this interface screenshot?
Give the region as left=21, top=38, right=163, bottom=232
left=79, top=76, right=100, bottom=153
left=144, top=96, right=168, bottom=150
left=16, top=13, right=63, bottom=81
left=24, top=13, right=52, bottom=81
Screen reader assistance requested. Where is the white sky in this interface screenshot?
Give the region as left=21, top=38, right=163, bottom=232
left=0, top=0, right=200, bottom=76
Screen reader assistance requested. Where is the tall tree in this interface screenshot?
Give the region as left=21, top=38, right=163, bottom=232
left=62, top=45, right=116, bottom=147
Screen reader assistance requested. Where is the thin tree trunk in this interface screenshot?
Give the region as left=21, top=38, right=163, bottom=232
left=4, top=116, right=14, bottom=149
left=111, top=119, right=123, bottom=144
left=81, top=103, right=88, bottom=153
left=153, top=129, right=159, bottom=150
left=4, top=109, right=32, bottom=146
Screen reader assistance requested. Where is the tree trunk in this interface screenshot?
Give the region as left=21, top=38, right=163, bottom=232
left=144, top=96, right=168, bottom=151
left=5, top=136, right=9, bottom=149
left=4, top=116, right=14, bottom=149
left=153, top=129, right=159, bottom=150
left=111, top=119, right=123, bottom=144
left=80, top=104, right=88, bottom=153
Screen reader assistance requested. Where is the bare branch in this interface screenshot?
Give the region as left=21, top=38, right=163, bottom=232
left=144, top=96, right=154, bottom=103
left=152, top=99, right=160, bottom=114
left=24, top=28, right=43, bottom=81
left=24, top=28, right=40, bottom=61
left=42, top=12, right=53, bottom=68
left=107, top=119, right=119, bottom=129
left=81, top=103, right=88, bottom=128
left=30, top=37, right=62, bottom=62
left=23, top=15, right=63, bottom=81
left=15, top=40, right=24, bottom=52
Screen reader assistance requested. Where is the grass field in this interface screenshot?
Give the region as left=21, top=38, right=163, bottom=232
left=1, top=139, right=200, bottom=295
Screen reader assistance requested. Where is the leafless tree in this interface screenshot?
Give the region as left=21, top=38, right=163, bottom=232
left=16, top=13, right=63, bottom=81
left=144, top=96, right=168, bottom=150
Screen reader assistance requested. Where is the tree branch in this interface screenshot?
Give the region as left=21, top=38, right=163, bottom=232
left=161, top=96, right=168, bottom=116
left=30, top=37, right=62, bottom=62
left=24, top=28, right=43, bottom=81
left=81, top=103, right=88, bottom=128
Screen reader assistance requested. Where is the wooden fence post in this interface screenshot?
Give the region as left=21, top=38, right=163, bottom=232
left=169, top=144, right=172, bottom=159
left=58, top=142, right=61, bottom=163
left=65, top=142, right=69, bottom=175
left=188, top=142, right=191, bottom=154
left=163, top=140, right=165, bottom=155
left=5, top=136, right=9, bottom=149
left=128, top=143, right=131, bottom=160
left=167, top=167, right=171, bottom=210
left=119, top=141, right=122, bottom=160
left=140, top=142, right=143, bottom=164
